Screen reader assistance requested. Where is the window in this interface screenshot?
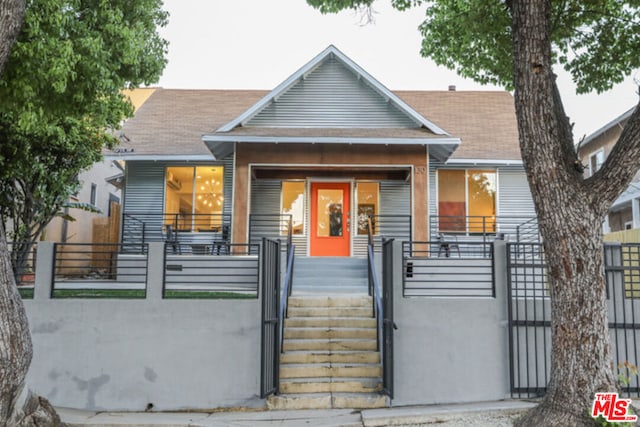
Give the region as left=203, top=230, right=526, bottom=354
left=589, top=149, right=605, bottom=176
left=281, top=182, right=305, bottom=235
left=90, top=183, right=97, bottom=206
left=437, top=169, right=497, bottom=233
left=165, top=166, right=224, bottom=232
left=356, top=182, right=379, bottom=235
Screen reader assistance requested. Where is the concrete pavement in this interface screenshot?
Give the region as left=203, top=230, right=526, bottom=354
left=58, top=400, right=537, bottom=427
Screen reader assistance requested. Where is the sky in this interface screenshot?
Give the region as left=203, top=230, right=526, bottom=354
left=156, top=0, right=640, bottom=140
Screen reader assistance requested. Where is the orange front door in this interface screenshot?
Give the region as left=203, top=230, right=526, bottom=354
left=310, top=182, right=350, bottom=256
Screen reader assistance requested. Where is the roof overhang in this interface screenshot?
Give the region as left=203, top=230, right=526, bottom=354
left=203, top=135, right=461, bottom=162
left=103, top=154, right=216, bottom=161
left=611, top=183, right=640, bottom=210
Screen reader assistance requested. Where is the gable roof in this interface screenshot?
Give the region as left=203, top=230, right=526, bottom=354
left=109, top=88, right=520, bottom=161
left=217, top=45, right=448, bottom=134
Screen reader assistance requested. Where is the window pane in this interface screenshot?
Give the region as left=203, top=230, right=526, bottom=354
left=165, top=166, right=224, bottom=232
left=468, top=170, right=496, bottom=233
left=282, top=182, right=305, bottom=235
left=317, top=189, right=343, bottom=237
left=166, top=167, right=195, bottom=231
left=438, top=170, right=466, bottom=232
left=194, top=166, right=224, bottom=231
left=357, top=182, right=379, bottom=235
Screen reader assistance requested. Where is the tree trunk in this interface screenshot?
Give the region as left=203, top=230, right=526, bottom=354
left=511, top=1, right=637, bottom=425
left=0, top=222, right=66, bottom=426
left=0, top=0, right=25, bottom=75
left=0, top=3, right=66, bottom=425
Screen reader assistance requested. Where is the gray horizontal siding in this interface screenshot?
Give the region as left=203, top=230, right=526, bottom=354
left=247, top=57, right=419, bottom=128
left=497, top=167, right=535, bottom=218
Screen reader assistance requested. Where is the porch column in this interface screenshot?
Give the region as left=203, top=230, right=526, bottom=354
left=413, top=165, right=428, bottom=242
left=232, top=150, right=249, bottom=246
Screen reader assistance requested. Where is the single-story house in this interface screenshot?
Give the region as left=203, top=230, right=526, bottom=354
left=108, top=45, right=536, bottom=254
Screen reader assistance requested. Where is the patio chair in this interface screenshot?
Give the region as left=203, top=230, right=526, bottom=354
left=165, top=225, right=181, bottom=254
left=437, top=233, right=460, bottom=257
left=213, top=225, right=230, bottom=255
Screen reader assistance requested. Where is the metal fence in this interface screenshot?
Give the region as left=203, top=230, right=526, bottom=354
left=249, top=214, right=292, bottom=255
left=429, top=215, right=537, bottom=242
left=163, top=243, right=260, bottom=298
left=52, top=243, right=149, bottom=298
left=402, top=241, right=495, bottom=297
left=507, top=242, right=640, bottom=398
left=260, top=238, right=281, bottom=398
left=122, top=212, right=232, bottom=253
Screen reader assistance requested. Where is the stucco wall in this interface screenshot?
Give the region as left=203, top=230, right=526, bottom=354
left=24, top=243, right=262, bottom=411
left=390, top=240, right=511, bottom=405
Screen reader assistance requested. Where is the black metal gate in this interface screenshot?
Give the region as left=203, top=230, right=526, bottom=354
left=381, top=239, right=395, bottom=398
left=507, top=242, right=640, bottom=398
left=260, top=238, right=281, bottom=398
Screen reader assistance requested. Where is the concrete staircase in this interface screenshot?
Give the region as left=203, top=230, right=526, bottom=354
left=267, top=294, right=389, bottom=410
left=292, top=257, right=369, bottom=294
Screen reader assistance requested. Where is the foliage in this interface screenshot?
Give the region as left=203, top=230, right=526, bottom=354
left=308, top=0, right=640, bottom=94
left=0, top=0, right=168, bottom=274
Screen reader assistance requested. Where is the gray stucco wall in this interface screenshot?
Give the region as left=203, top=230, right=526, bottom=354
left=390, top=240, right=511, bottom=405
left=24, top=243, right=262, bottom=412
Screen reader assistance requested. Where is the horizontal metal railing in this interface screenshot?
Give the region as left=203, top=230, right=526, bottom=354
left=122, top=212, right=232, bottom=252
left=402, top=241, right=495, bottom=298
left=365, top=215, right=411, bottom=252
left=249, top=214, right=292, bottom=254
left=429, top=215, right=537, bottom=242
left=52, top=243, right=149, bottom=298
left=163, top=243, right=260, bottom=298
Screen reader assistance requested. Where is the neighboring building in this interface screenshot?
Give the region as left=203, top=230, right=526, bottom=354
left=43, top=88, right=158, bottom=245
left=109, top=45, right=536, bottom=255
left=577, top=108, right=640, bottom=233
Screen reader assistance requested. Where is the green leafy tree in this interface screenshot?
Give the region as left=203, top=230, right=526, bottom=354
left=0, top=0, right=167, bottom=424
left=0, top=0, right=168, bottom=279
left=308, top=1, right=640, bottom=426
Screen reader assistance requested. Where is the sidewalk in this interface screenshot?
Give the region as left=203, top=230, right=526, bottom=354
left=58, top=400, right=537, bottom=427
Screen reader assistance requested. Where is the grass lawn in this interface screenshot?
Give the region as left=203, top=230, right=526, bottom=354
left=18, top=287, right=34, bottom=299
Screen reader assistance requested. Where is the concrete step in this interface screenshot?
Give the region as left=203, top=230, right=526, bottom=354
left=279, top=377, right=382, bottom=394
left=267, top=392, right=389, bottom=410
left=287, top=306, right=373, bottom=318
left=280, top=351, right=380, bottom=364
left=285, top=316, right=376, bottom=328
left=288, top=296, right=372, bottom=308
left=284, top=327, right=377, bottom=340
left=284, top=316, right=376, bottom=328
left=283, top=338, right=377, bottom=352
left=280, top=363, right=382, bottom=379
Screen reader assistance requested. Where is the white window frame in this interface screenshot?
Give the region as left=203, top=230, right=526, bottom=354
left=589, top=149, right=605, bottom=176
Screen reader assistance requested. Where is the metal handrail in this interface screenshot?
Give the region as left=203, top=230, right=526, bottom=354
left=368, top=244, right=384, bottom=352
left=279, top=218, right=295, bottom=351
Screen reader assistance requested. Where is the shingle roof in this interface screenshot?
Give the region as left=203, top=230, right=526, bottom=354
left=113, top=88, right=520, bottom=161
left=395, top=90, right=520, bottom=160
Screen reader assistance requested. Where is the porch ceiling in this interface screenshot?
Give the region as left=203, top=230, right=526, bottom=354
left=251, top=166, right=411, bottom=180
